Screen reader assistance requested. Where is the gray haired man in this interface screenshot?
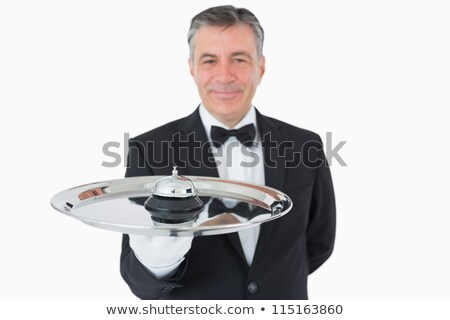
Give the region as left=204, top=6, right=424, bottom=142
left=120, top=5, right=336, bottom=299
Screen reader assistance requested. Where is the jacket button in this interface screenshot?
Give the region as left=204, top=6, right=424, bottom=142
left=247, top=282, right=258, bottom=294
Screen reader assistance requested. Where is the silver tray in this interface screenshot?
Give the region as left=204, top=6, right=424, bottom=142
left=50, top=176, right=292, bottom=236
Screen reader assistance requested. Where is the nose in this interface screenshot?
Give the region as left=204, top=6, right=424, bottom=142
left=215, top=61, right=236, bottom=83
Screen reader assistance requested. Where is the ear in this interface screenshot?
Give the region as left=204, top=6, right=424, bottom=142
left=189, top=58, right=195, bottom=77
left=258, top=55, right=266, bottom=83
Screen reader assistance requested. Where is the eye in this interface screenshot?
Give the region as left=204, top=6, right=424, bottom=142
left=233, top=58, right=247, bottom=63
left=202, top=59, right=216, bottom=65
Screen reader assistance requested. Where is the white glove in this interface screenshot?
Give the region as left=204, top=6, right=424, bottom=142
left=129, top=233, right=194, bottom=279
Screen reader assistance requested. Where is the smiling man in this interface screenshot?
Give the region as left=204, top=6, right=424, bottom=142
left=120, top=5, right=336, bottom=300
left=189, top=23, right=265, bottom=128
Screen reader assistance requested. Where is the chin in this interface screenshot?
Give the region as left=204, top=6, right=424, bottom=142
left=212, top=105, right=242, bottom=119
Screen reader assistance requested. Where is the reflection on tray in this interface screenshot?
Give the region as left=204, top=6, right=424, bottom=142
left=78, top=187, right=106, bottom=200
left=128, top=196, right=271, bottom=227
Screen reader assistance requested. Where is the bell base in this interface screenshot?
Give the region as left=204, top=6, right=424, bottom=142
left=144, top=195, right=204, bottom=224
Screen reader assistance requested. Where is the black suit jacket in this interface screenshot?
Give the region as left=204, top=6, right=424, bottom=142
left=120, top=108, right=336, bottom=299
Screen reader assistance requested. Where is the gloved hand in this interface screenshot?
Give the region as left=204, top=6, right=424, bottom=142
left=129, top=233, right=194, bottom=279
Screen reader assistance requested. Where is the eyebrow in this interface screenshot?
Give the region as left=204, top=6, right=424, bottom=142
left=199, top=53, right=217, bottom=60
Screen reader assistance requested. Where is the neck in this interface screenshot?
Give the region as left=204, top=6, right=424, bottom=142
left=218, top=117, right=245, bottom=129
left=208, top=106, right=253, bottom=129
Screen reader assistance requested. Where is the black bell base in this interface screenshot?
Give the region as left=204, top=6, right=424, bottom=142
left=144, top=195, right=204, bottom=224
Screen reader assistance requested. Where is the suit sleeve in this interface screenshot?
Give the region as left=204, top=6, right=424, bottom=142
left=306, top=137, right=336, bottom=274
left=120, top=138, right=188, bottom=299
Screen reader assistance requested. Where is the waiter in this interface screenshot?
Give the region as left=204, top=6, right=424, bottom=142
left=120, top=5, right=336, bottom=299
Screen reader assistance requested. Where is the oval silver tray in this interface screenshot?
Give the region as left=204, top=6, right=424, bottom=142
left=51, top=176, right=292, bottom=236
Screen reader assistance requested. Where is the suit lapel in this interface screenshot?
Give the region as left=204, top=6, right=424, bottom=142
left=256, top=109, right=286, bottom=192
left=252, top=109, right=287, bottom=263
left=175, top=107, right=219, bottom=178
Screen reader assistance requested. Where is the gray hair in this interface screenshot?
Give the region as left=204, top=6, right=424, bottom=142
left=188, top=5, right=264, bottom=62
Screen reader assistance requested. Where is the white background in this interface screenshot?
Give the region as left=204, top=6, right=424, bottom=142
left=1, top=0, right=449, bottom=300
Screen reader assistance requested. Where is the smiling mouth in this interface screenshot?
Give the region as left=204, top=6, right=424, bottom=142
left=210, top=90, right=241, bottom=100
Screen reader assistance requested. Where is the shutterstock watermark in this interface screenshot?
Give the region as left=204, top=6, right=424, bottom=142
left=101, top=132, right=347, bottom=169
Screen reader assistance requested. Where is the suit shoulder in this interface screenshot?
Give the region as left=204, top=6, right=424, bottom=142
left=130, top=115, right=189, bottom=143
left=262, top=114, right=322, bottom=142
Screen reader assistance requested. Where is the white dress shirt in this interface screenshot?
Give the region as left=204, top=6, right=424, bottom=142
left=199, top=104, right=265, bottom=266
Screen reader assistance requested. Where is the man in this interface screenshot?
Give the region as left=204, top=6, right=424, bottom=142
left=121, top=5, right=335, bottom=299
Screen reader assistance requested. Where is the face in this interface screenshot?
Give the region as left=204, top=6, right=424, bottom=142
left=189, top=24, right=265, bottom=128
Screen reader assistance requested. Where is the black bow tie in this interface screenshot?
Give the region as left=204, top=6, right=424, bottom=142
left=208, top=198, right=251, bottom=219
left=210, top=123, right=256, bottom=148
left=208, top=198, right=268, bottom=220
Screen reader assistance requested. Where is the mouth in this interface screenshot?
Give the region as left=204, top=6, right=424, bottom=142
left=210, top=90, right=241, bottom=100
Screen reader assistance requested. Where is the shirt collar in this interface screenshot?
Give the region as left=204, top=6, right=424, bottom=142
left=199, top=103, right=258, bottom=142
